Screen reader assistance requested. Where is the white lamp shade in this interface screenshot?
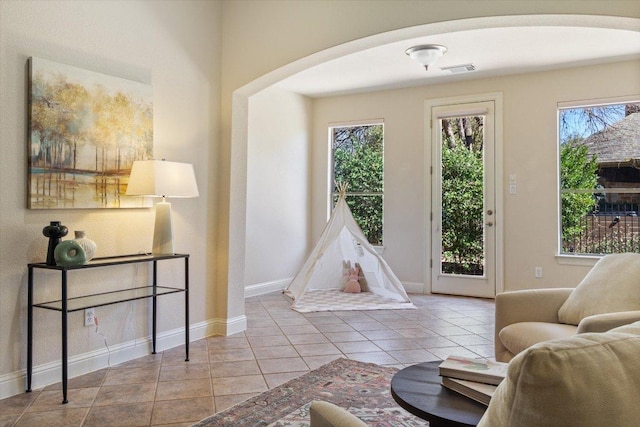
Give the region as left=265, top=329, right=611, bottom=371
left=126, top=159, right=198, bottom=255
left=126, top=160, right=199, bottom=198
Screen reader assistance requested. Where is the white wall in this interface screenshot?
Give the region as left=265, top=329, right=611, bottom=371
left=312, top=60, right=640, bottom=292
left=0, top=0, right=221, bottom=398
left=245, top=87, right=312, bottom=294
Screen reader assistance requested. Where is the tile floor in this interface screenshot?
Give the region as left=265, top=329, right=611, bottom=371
left=0, top=292, right=495, bottom=427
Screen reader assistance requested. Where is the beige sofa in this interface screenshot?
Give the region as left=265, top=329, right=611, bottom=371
left=479, top=321, right=640, bottom=427
left=495, top=252, right=640, bottom=362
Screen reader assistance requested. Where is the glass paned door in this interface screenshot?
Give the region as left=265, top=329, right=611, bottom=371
left=431, top=101, right=496, bottom=298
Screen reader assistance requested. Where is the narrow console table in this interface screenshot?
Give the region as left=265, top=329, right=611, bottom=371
left=27, top=253, right=190, bottom=404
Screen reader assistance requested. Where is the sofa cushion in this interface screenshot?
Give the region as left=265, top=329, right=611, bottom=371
left=498, top=322, right=576, bottom=356
left=558, top=253, right=640, bottom=325
left=479, top=331, right=640, bottom=427
left=609, top=320, right=640, bottom=335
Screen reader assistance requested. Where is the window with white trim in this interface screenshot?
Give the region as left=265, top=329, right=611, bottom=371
left=330, top=123, right=384, bottom=245
left=558, top=99, right=640, bottom=255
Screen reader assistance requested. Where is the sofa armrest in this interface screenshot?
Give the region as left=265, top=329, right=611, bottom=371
left=577, top=310, right=640, bottom=333
left=495, top=288, right=573, bottom=362
left=310, top=401, right=368, bottom=427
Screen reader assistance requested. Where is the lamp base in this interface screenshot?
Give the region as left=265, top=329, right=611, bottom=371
left=153, top=201, right=174, bottom=255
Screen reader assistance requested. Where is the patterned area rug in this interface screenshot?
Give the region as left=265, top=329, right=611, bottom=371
left=193, top=358, right=428, bottom=427
left=291, top=289, right=416, bottom=313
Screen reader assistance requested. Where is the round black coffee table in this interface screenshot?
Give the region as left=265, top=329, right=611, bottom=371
left=391, top=361, right=487, bottom=427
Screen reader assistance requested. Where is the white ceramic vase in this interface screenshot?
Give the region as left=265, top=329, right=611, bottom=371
left=74, top=230, right=97, bottom=261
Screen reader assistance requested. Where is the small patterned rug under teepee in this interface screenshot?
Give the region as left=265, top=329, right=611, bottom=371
left=290, top=289, right=416, bottom=313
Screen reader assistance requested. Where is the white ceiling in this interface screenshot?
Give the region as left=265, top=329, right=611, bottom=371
left=276, top=26, right=640, bottom=98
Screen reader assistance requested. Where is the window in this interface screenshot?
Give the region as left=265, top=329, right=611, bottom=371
left=558, top=100, right=640, bottom=255
left=330, top=123, right=384, bottom=245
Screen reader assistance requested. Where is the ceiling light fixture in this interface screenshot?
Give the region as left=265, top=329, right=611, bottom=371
left=405, top=44, right=447, bottom=71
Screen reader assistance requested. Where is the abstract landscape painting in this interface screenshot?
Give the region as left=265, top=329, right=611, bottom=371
left=28, top=57, right=153, bottom=209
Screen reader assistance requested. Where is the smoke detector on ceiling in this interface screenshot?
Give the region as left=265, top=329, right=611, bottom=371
left=440, top=64, right=477, bottom=74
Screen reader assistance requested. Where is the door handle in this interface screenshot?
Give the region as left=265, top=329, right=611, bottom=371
left=486, top=222, right=494, bottom=226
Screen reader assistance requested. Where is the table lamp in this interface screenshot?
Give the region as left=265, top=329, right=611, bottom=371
left=126, top=159, right=199, bottom=255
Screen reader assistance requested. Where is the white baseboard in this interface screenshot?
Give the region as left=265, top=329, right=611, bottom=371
left=244, top=278, right=291, bottom=298
left=0, top=314, right=247, bottom=401
left=403, top=281, right=426, bottom=294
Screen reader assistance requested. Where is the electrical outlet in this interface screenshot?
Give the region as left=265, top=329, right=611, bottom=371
left=84, top=308, right=95, bottom=327
left=535, top=267, right=543, bottom=278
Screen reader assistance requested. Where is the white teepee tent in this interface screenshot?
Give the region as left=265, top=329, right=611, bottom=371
left=285, top=185, right=413, bottom=311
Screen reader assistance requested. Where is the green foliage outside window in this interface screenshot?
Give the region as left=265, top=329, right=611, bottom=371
left=559, top=138, right=599, bottom=250
left=332, top=125, right=383, bottom=245
left=441, top=142, right=484, bottom=274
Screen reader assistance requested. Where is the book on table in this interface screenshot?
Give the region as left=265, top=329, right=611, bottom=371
left=441, top=377, right=497, bottom=406
left=438, top=355, right=508, bottom=386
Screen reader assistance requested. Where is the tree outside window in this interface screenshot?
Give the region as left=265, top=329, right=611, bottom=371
left=330, top=124, right=383, bottom=245
left=559, top=101, right=640, bottom=255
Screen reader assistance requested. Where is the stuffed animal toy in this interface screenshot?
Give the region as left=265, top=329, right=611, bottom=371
left=355, top=262, right=369, bottom=292
left=343, top=266, right=361, bottom=293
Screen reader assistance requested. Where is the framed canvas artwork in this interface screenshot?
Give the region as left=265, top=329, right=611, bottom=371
left=28, top=57, right=153, bottom=209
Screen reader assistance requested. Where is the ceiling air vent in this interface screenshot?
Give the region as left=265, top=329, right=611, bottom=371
left=440, top=64, right=477, bottom=74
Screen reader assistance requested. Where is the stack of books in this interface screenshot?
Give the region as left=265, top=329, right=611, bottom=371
left=438, top=356, right=508, bottom=406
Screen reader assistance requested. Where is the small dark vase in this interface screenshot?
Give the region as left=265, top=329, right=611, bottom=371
left=43, top=221, right=68, bottom=265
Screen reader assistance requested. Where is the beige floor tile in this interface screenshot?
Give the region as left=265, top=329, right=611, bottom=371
left=302, top=354, right=344, bottom=370
left=212, top=374, right=267, bottom=396
left=247, top=334, right=290, bottom=347
left=323, top=331, right=368, bottom=342
left=257, top=357, right=309, bottom=374
left=293, top=343, right=341, bottom=356
left=346, top=351, right=399, bottom=365
left=93, top=383, right=157, bottom=406
left=210, top=359, right=261, bottom=378
left=112, top=354, right=162, bottom=369
left=314, top=322, right=355, bottom=333
left=84, top=402, right=153, bottom=427
left=263, top=371, right=307, bottom=388
left=387, top=349, right=440, bottom=364
left=102, top=365, right=160, bottom=386
left=151, top=396, right=213, bottom=425
left=286, top=333, right=329, bottom=345
left=26, top=387, right=98, bottom=411
left=0, top=392, right=40, bottom=415
left=372, top=338, right=423, bottom=351
left=333, top=340, right=381, bottom=354
left=279, top=325, right=320, bottom=335
left=15, top=407, right=88, bottom=427
left=206, top=335, right=251, bottom=349
left=0, top=413, right=20, bottom=427
left=252, top=344, right=299, bottom=359
left=159, top=363, right=210, bottom=382
left=155, top=378, right=212, bottom=401
left=359, top=329, right=404, bottom=340
left=214, top=393, right=258, bottom=412
left=208, top=347, right=255, bottom=362
left=43, top=368, right=108, bottom=391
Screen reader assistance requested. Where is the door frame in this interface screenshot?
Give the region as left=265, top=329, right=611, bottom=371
left=424, top=93, right=504, bottom=297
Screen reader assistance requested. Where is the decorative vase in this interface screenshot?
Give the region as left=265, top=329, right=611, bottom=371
left=42, top=221, right=68, bottom=265
left=54, top=240, right=87, bottom=266
left=73, top=231, right=97, bottom=261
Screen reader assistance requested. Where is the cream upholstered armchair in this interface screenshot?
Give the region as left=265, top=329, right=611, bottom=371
left=495, top=252, right=640, bottom=362
left=480, top=321, right=640, bottom=427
